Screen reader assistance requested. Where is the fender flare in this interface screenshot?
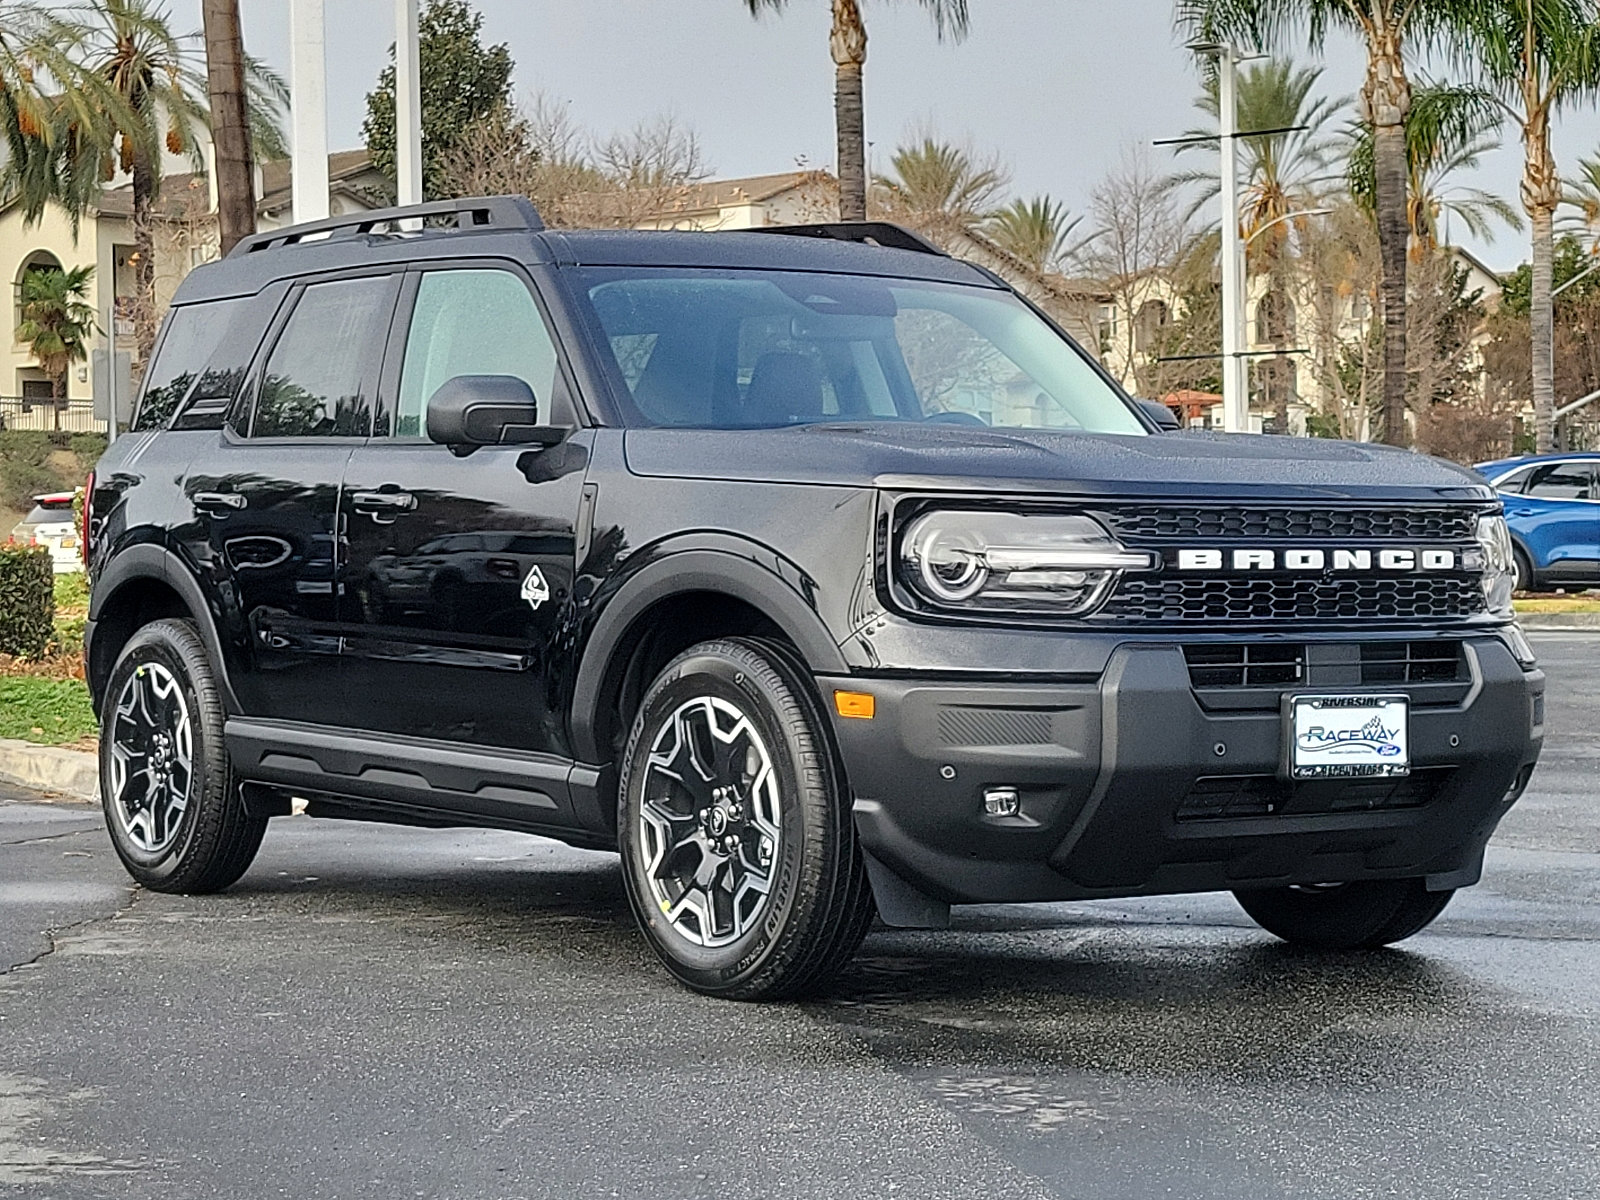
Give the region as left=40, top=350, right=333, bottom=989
left=87, top=543, right=243, bottom=715
left=569, top=545, right=848, bottom=763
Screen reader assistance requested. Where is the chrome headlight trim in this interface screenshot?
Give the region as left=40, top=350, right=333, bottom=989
left=1476, top=513, right=1516, bottom=618
left=898, top=511, right=1157, bottom=617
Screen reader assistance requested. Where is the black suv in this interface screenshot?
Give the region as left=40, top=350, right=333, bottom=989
left=85, top=197, right=1544, bottom=999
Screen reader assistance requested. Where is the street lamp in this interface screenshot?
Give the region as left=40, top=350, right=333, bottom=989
left=1187, top=41, right=1261, bottom=434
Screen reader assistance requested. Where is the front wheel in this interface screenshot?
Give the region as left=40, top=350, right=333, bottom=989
left=1513, top=545, right=1534, bottom=593
left=618, top=638, right=874, bottom=1000
left=1233, top=878, right=1454, bottom=951
left=100, top=618, right=267, bottom=893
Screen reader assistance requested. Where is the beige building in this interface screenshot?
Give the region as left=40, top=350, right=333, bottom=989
left=0, top=150, right=384, bottom=429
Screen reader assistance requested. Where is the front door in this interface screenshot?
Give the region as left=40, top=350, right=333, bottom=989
left=187, top=272, right=398, bottom=724
left=338, top=265, right=587, bottom=755
left=1501, top=460, right=1600, bottom=582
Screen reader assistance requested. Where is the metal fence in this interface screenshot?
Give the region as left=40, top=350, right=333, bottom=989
left=0, top=398, right=107, bottom=434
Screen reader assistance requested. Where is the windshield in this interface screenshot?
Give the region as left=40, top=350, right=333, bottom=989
left=573, top=268, right=1146, bottom=435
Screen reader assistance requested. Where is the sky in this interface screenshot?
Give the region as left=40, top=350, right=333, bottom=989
left=165, top=0, right=1600, bottom=272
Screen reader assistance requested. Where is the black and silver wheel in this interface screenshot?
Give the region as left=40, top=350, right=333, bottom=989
left=618, top=638, right=874, bottom=999
left=1233, top=878, right=1454, bottom=951
left=100, top=618, right=267, bottom=893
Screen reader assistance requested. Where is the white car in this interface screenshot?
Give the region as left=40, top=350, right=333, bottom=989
left=11, top=492, right=81, bottom=573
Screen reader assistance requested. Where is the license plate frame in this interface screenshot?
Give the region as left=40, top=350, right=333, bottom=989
left=1283, top=693, right=1410, bottom=780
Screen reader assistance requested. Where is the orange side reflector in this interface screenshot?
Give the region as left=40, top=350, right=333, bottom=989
left=834, top=690, right=875, bottom=719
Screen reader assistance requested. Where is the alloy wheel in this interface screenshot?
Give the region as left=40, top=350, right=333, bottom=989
left=108, top=662, right=194, bottom=855
left=638, top=695, right=782, bottom=948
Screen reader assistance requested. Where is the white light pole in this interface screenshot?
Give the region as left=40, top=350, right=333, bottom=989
left=395, top=0, right=423, bottom=206
left=1216, top=45, right=1248, bottom=434
left=289, top=0, right=329, bottom=223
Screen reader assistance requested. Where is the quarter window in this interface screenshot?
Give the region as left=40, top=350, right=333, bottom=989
left=251, top=276, right=394, bottom=439
left=395, top=269, right=559, bottom=438
left=134, top=298, right=245, bottom=431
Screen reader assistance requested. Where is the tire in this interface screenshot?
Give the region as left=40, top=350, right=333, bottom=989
left=99, top=618, right=267, bottom=893
left=618, top=637, right=875, bottom=1000
left=1513, top=545, right=1534, bottom=593
left=1233, top=878, right=1454, bottom=951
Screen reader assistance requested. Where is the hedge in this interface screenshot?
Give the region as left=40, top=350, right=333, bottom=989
left=0, top=543, right=55, bottom=658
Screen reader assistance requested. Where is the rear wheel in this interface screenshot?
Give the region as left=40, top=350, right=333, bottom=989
left=100, top=619, right=266, bottom=893
left=1233, top=878, right=1454, bottom=951
left=618, top=637, right=874, bottom=1000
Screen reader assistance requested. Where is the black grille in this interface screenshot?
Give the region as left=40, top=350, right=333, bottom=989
left=1182, top=641, right=1466, bottom=688
left=1176, top=768, right=1451, bottom=821
left=1357, top=640, right=1464, bottom=683
left=1102, top=575, right=1485, bottom=624
left=1101, top=505, right=1479, bottom=542
left=1185, top=644, right=1304, bottom=688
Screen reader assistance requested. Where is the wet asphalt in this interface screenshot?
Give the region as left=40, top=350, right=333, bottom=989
left=2, top=637, right=1597, bottom=1200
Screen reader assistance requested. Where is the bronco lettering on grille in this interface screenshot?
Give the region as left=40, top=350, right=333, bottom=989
left=1175, top=548, right=1458, bottom=572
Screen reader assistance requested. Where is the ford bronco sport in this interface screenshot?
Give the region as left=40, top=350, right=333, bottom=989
left=85, top=197, right=1544, bottom=999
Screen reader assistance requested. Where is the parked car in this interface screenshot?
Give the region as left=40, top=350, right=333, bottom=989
left=11, top=491, right=81, bottom=573
left=83, top=197, right=1544, bottom=1000
left=1475, top=452, right=1600, bottom=590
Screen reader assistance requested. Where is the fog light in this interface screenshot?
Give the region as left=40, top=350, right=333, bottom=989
left=982, top=787, right=1021, bottom=817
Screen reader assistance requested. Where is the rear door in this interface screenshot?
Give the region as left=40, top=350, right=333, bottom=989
left=337, top=263, right=588, bottom=756
left=183, top=272, right=400, bottom=724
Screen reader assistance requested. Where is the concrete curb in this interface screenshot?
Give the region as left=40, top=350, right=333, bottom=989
left=1516, top=613, right=1600, bottom=630
left=0, top=737, right=98, bottom=803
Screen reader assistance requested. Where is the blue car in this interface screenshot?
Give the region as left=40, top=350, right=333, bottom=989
left=1476, top=452, right=1600, bottom=590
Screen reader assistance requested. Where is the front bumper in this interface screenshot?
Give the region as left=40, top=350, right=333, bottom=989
left=822, top=636, right=1543, bottom=907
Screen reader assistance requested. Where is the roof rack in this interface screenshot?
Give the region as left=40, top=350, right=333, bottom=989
left=749, top=221, right=947, bottom=257
left=228, top=195, right=544, bottom=258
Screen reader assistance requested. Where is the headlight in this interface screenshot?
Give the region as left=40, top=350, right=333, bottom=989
left=1476, top=513, right=1515, bottom=618
left=898, top=511, right=1156, bottom=616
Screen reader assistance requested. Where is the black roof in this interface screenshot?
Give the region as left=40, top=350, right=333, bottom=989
left=172, top=197, right=998, bottom=305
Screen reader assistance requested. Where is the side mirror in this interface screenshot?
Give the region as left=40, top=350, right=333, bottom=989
left=425, top=375, right=567, bottom=450
left=1136, top=398, right=1182, bottom=432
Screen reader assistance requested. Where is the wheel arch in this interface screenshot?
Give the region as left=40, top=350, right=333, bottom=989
left=87, top=545, right=239, bottom=717
left=570, top=547, right=848, bottom=766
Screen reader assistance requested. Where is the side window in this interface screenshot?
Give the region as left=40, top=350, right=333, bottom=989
left=1493, top=466, right=1533, bottom=494
left=395, top=269, right=559, bottom=438
left=1524, top=463, right=1594, bottom=501
left=133, top=298, right=245, bottom=431
left=251, top=276, right=394, bottom=439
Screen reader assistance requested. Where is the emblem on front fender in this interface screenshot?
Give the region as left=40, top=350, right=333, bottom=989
left=521, top=566, right=550, bottom=610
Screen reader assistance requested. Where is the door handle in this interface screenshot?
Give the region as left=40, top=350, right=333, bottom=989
left=351, top=490, right=417, bottom=522
left=194, top=491, right=247, bottom=514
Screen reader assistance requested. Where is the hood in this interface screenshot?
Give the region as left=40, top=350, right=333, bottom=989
left=624, top=424, right=1495, bottom=503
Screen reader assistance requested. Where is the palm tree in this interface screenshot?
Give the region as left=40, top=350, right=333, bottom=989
left=201, top=0, right=253, bottom=255
left=0, top=4, right=134, bottom=230
left=985, top=196, right=1093, bottom=273
left=1177, top=0, right=1456, bottom=447
left=1349, top=81, right=1520, bottom=254
left=1560, top=152, right=1600, bottom=250
left=1448, top=0, right=1600, bottom=453
left=1167, top=59, right=1347, bottom=267
left=16, top=265, right=96, bottom=430
left=873, top=136, right=1007, bottom=235
left=76, top=1, right=287, bottom=359
left=743, top=0, right=969, bottom=220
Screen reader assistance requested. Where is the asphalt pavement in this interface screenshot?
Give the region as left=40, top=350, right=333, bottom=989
left=3, top=638, right=1598, bottom=1200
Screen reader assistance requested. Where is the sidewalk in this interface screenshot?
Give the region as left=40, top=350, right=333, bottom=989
left=0, top=738, right=97, bottom=803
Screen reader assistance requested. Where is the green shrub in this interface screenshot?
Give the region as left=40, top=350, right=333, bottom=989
left=0, top=544, right=55, bottom=658
left=68, top=432, right=107, bottom=472
left=0, top=430, right=59, bottom=512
